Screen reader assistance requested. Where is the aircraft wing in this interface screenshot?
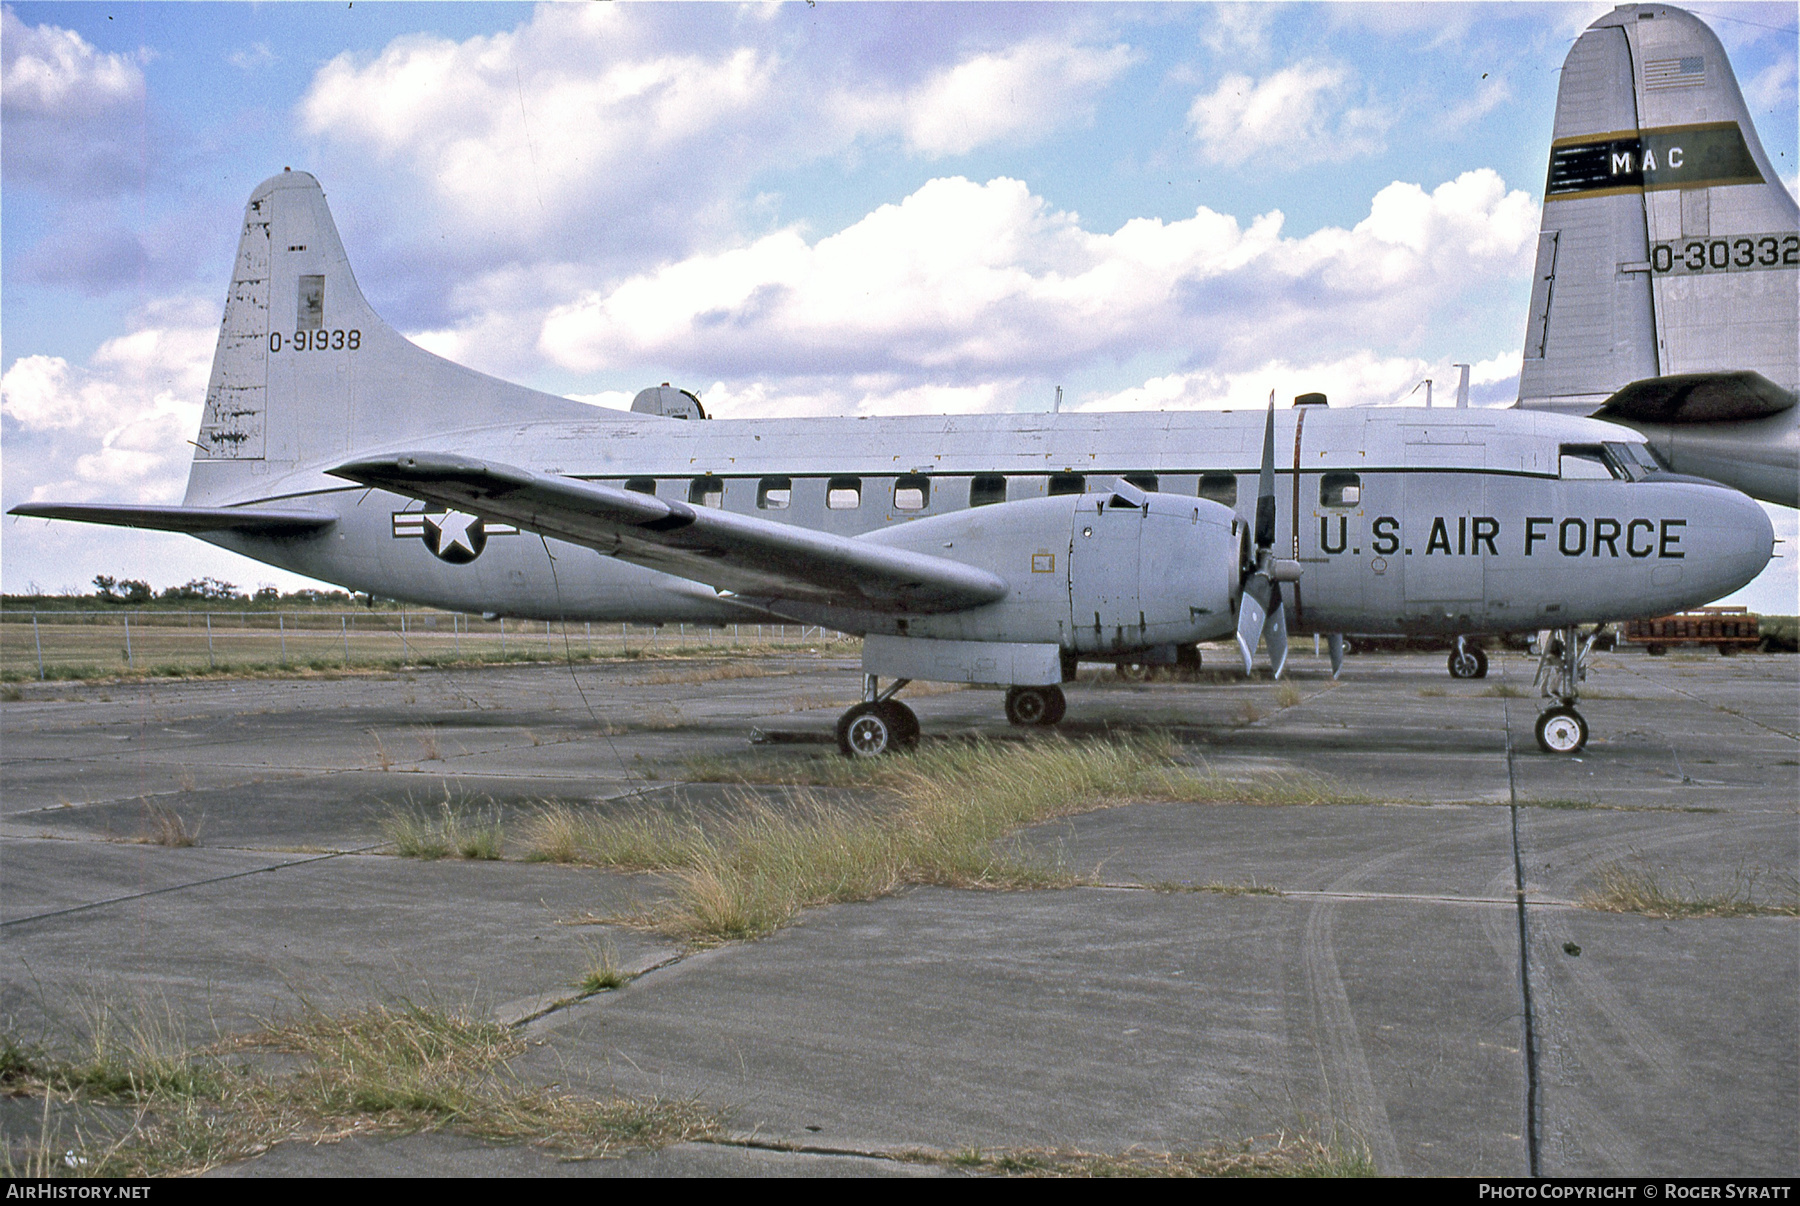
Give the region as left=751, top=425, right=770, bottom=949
left=330, top=452, right=1009, bottom=613
left=8, top=503, right=336, bottom=535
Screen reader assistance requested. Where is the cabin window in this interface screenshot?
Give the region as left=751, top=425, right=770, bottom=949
left=624, top=477, right=656, bottom=495
left=689, top=477, right=724, bottom=507
left=1558, top=445, right=1620, bottom=480
left=827, top=476, right=862, bottom=509
left=757, top=477, right=791, bottom=510
left=1048, top=472, right=1086, bottom=496
left=969, top=474, right=1007, bottom=507
left=1123, top=473, right=1159, bottom=493
left=1320, top=472, right=1361, bottom=508
left=893, top=475, right=930, bottom=511
left=1198, top=473, right=1237, bottom=506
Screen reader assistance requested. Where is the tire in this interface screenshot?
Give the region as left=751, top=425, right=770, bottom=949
left=1534, top=705, right=1589, bottom=755
left=1175, top=644, right=1202, bottom=681
left=882, top=700, right=921, bottom=748
left=837, top=702, right=898, bottom=758
left=1448, top=646, right=1488, bottom=679
left=1718, top=643, right=1735, bottom=657
left=1005, top=685, right=1065, bottom=727
left=1646, top=644, right=1666, bottom=656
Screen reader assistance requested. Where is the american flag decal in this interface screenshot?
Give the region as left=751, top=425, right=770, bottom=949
left=1645, top=56, right=1705, bottom=91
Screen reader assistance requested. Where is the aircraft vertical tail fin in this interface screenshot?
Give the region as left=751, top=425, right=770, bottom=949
left=183, top=170, right=594, bottom=507
left=1516, top=4, right=1798, bottom=415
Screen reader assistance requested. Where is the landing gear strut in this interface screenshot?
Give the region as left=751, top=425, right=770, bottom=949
left=1004, top=684, right=1066, bottom=727
left=1448, top=636, right=1488, bottom=679
left=836, top=675, right=920, bottom=758
left=1531, top=624, right=1600, bottom=754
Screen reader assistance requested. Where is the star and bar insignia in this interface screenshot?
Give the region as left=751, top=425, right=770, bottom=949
left=391, top=510, right=518, bottom=564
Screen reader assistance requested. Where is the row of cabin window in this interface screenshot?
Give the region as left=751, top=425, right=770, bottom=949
left=614, top=472, right=1370, bottom=512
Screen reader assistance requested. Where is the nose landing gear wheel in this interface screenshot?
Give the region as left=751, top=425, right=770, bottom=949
left=1448, top=645, right=1488, bottom=679
left=1535, top=705, right=1588, bottom=754
left=836, top=700, right=920, bottom=757
left=1004, top=684, right=1066, bottom=726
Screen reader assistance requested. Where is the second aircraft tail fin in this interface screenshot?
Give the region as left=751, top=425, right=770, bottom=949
left=1515, top=3, right=1798, bottom=415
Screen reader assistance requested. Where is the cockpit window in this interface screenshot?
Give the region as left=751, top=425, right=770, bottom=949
left=1605, top=441, right=1664, bottom=478
left=1558, top=444, right=1622, bottom=480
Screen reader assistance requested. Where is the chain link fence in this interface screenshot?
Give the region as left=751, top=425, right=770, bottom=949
left=1, top=608, right=849, bottom=681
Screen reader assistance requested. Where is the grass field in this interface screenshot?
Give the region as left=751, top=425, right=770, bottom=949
left=0, top=609, right=847, bottom=681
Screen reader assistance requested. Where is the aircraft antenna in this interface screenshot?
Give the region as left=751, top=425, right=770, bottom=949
left=1454, top=364, right=1470, bottom=408
left=1053, top=385, right=1063, bottom=414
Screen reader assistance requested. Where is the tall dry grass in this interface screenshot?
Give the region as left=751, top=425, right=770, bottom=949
left=4, top=998, right=717, bottom=1176
left=525, top=736, right=1362, bottom=941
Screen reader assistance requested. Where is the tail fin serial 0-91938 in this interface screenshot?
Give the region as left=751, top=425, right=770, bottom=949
left=1515, top=3, right=1798, bottom=507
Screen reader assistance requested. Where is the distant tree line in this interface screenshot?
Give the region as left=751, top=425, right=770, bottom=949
left=87, top=576, right=354, bottom=605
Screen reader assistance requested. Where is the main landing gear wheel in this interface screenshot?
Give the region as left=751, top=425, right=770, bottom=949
left=836, top=700, right=919, bottom=758
left=1448, top=646, right=1488, bottom=679
left=1004, top=685, right=1066, bottom=727
left=1535, top=705, right=1589, bottom=755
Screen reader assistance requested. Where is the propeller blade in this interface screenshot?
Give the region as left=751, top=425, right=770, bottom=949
left=1327, top=633, right=1345, bottom=679
left=1266, top=597, right=1290, bottom=679
left=1235, top=586, right=1268, bottom=675
left=1255, top=392, right=1277, bottom=552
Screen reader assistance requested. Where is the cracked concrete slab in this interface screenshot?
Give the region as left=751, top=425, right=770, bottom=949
left=2, top=648, right=1793, bottom=1175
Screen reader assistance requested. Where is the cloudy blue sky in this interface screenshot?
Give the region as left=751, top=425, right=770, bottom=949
left=3, top=1, right=1796, bottom=611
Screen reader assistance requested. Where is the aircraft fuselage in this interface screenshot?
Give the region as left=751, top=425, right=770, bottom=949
left=206, top=404, right=1773, bottom=643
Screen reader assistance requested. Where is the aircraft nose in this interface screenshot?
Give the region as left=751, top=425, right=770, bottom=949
left=1688, top=484, right=1775, bottom=602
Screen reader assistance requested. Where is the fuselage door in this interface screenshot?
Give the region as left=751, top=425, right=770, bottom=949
left=1402, top=429, right=1488, bottom=615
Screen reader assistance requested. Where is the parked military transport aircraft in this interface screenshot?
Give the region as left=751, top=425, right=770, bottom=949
left=1513, top=4, right=1798, bottom=508
left=10, top=3, right=1783, bottom=758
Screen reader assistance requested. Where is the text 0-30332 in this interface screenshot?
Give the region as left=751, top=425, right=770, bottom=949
left=1651, top=234, right=1798, bottom=275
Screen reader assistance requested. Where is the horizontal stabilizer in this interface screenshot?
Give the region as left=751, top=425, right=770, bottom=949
left=8, top=503, right=336, bottom=535
left=330, top=453, right=1009, bottom=614
left=1596, top=371, right=1797, bottom=425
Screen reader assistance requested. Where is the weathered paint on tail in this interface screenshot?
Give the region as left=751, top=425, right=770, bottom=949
left=1517, top=3, right=1798, bottom=414
left=183, top=170, right=594, bottom=507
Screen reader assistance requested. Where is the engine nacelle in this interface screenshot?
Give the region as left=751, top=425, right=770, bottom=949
left=860, top=488, right=1242, bottom=651
left=1066, top=490, right=1241, bottom=653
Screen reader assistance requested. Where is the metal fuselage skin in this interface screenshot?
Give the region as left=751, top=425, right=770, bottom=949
left=207, top=404, right=1774, bottom=644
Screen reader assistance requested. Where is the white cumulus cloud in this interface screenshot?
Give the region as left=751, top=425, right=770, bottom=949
left=2, top=299, right=216, bottom=505
left=1, top=7, right=148, bottom=192
left=904, top=40, right=1136, bottom=156
left=296, top=4, right=1135, bottom=274
left=1188, top=59, right=1387, bottom=168
left=536, top=168, right=1537, bottom=386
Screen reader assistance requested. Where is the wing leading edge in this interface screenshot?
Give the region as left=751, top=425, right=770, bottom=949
left=8, top=503, right=336, bottom=535
left=329, top=453, right=1009, bottom=613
